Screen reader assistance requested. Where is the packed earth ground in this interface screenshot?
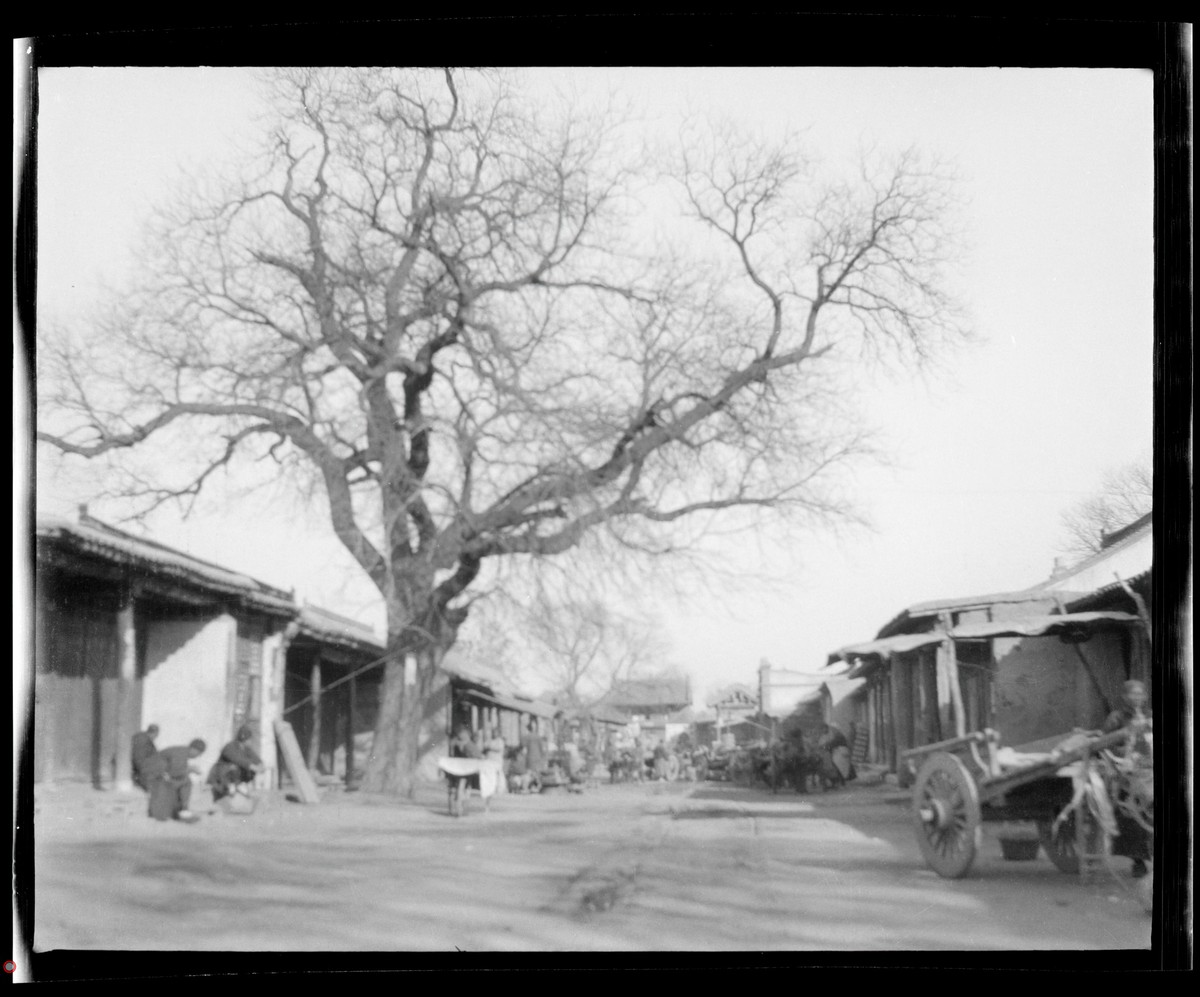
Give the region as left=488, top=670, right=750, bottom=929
left=23, top=770, right=1154, bottom=968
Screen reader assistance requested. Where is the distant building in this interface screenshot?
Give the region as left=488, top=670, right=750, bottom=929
left=598, top=676, right=692, bottom=744
left=758, top=659, right=828, bottom=723
left=1033, top=512, right=1152, bottom=597
left=601, top=676, right=692, bottom=719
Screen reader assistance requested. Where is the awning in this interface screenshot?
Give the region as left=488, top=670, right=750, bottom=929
left=826, top=632, right=944, bottom=667
left=570, top=707, right=630, bottom=727
left=461, top=688, right=560, bottom=719
left=442, top=660, right=516, bottom=697
left=828, top=611, right=1142, bottom=676
left=949, top=611, right=1142, bottom=640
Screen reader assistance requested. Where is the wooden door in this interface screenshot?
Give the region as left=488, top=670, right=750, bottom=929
left=35, top=579, right=120, bottom=783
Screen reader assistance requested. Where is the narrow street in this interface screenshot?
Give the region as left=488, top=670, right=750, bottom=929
left=26, top=774, right=1152, bottom=956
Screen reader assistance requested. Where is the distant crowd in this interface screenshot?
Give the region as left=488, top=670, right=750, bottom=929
left=442, top=716, right=860, bottom=801
left=604, top=723, right=857, bottom=793
left=448, top=718, right=594, bottom=795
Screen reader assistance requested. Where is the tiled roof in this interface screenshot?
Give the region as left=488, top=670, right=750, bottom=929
left=1099, top=512, right=1152, bottom=550
left=874, top=590, right=1069, bottom=639
left=1065, top=569, right=1152, bottom=612
left=566, top=706, right=629, bottom=726
left=296, top=604, right=385, bottom=653
left=603, top=677, right=692, bottom=710
left=36, top=514, right=295, bottom=615
left=440, top=654, right=516, bottom=696
left=36, top=514, right=403, bottom=662
left=707, top=685, right=758, bottom=709
left=1028, top=514, right=1152, bottom=595
left=903, top=590, right=1062, bottom=615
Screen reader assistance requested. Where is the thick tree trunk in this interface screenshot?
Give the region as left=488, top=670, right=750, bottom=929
left=361, top=638, right=452, bottom=797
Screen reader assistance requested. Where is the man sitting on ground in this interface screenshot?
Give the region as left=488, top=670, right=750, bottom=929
left=207, top=725, right=265, bottom=804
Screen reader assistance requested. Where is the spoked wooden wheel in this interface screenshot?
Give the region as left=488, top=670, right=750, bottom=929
left=1036, top=811, right=1104, bottom=875
left=1036, top=817, right=1078, bottom=873
left=912, top=752, right=982, bottom=879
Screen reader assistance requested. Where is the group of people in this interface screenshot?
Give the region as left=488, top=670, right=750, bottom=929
left=609, top=723, right=857, bottom=793
left=446, top=719, right=592, bottom=799
left=130, top=722, right=264, bottom=822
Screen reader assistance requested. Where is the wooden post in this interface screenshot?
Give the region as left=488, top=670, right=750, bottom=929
left=307, top=654, right=322, bottom=773
left=113, top=599, right=138, bottom=792
left=939, top=613, right=967, bottom=738
left=274, top=719, right=321, bottom=803
left=1053, top=595, right=1113, bottom=713
left=1115, top=571, right=1153, bottom=681
left=1115, top=571, right=1152, bottom=644
left=344, top=669, right=357, bottom=787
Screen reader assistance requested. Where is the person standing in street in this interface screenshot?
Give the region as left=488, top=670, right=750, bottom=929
left=483, top=725, right=508, bottom=795
left=520, top=720, right=547, bottom=793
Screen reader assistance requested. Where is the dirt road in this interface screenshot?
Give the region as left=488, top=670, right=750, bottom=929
left=23, top=774, right=1153, bottom=962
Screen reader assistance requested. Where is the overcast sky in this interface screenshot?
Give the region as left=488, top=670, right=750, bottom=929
left=28, top=67, right=1155, bottom=704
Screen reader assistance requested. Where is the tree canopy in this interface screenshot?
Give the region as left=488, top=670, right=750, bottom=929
left=37, top=68, right=969, bottom=793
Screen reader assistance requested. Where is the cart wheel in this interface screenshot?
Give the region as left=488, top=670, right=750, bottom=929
left=1036, top=814, right=1104, bottom=874
left=912, top=752, right=982, bottom=879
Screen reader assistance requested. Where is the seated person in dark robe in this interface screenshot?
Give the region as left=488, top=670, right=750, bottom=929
left=130, top=724, right=160, bottom=791
left=1102, top=680, right=1153, bottom=879
left=144, top=739, right=206, bottom=822
left=207, top=725, right=265, bottom=802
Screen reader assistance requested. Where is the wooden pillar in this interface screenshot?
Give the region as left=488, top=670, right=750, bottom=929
left=344, top=670, right=357, bottom=787
left=307, top=654, right=322, bottom=773
left=889, top=654, right=911, bottom=760
left=113, top=600, right=138, bottom=792
left=872, top=682, right=882, bottom=763
left=939, top=613, right=966, bottom=738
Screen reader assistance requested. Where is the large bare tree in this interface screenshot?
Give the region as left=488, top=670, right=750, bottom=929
left=522, top=599, right=670, bottom=709
left=37, top=68, right=967, bottom=795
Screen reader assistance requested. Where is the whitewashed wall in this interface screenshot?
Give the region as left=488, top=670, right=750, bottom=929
left=140, top=614, right=236, bottom=778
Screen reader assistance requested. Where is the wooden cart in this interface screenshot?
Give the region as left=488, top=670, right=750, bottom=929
left=437, top=757, right=504, bottom=817
left=902, top=726, right=1133, bottom=879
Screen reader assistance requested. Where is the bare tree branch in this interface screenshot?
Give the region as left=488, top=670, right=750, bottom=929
left=38, top=69, right=969, bottom=795
left=1058, top=455, right=1153, bottom=558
